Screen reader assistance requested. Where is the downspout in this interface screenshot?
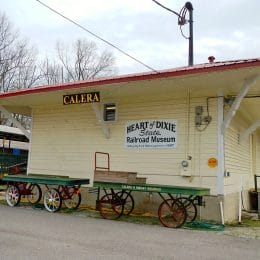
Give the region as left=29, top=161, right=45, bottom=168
left=185, top=88, right=190, bottom=159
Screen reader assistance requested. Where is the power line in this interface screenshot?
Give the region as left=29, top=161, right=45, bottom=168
left=151, top=0, right=181, bottom=18
left=36, top=0, right=158, bottom=73
left=151, top=0, right=188, bottom=28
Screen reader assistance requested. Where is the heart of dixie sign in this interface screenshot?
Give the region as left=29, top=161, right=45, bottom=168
left=125, top=119, right=177, bottom=148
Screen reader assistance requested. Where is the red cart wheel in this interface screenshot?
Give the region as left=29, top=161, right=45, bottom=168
left=63, top=187, right=82, bottom=209
left=5, top=185, right=21, bottom=207
left=116, top=191, right=134, bottom=215
left=43, top=188, right=62, bottom=212
left=178, top=197, right=197, bottom=222
left=99, top=193, right=124, bottom=220
left=158, top=199, right=187, bottom=228
left=27, top=183, right=42, bottom=204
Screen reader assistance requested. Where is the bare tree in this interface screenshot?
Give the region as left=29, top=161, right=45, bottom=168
left=0, top=12, right=39, bottom=93
left=56, top=39, right=116, bottom=82
left=0, top=13, right=39, bottom=128
left=0, top=13, right=117, bottom=127
left=40, top=39, right=116, bottom=85
left=40, top=57, right=64, bottom=85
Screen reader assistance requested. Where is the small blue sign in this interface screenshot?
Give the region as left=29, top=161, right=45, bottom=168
left=13, top=149, right=21, bottom=155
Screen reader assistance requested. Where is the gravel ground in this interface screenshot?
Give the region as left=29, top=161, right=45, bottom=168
left=0, top=190, right=259, bottom=240
left=0, top=204, right=259, bottom=260
left=223, top=226, right=260, bottom=239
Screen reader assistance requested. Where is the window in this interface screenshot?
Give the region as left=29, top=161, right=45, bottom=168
left=103, top=103, right=116, bottom=121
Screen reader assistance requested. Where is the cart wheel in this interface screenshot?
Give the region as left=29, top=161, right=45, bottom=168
left=43, top=188, right=62, bottom=212
left=158, top=199, right=187, bottom=228
left=178, top=197, right=197, bottom=222
left=5, top=185, right=21, bottom=207
left=27, top=184, right=42, bottom=204
left=116, top=191, right=134, bottom=215
left=64, top=187, right=82, bottom=209
left=99, top=193, right=124, bottom=220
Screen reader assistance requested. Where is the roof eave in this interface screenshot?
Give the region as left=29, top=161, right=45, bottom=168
left=0, top=58, right=260, bottom=99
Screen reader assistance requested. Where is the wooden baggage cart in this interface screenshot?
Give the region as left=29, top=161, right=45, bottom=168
left=2, top=174, right=89, bottom=212
left=94, top=152, right=210, bottom=228
left=94, top=181, right=210, bottom=228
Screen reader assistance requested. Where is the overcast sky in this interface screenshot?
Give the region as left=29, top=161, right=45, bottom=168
left=1, top=0, right=260, bottom=74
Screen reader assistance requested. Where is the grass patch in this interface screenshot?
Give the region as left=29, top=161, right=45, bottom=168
left=60, top=206, right=102, bottom=219
left=118, top=214, right=160, bottom=226
left=0, top=199, right=6, bottom=205
left=225, top=212, right=260, bottom=228
left=239, top=218, right=260, bottom=228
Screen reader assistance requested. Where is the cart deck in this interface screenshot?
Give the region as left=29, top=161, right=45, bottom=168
left=3, top=174, right=90, bottom=186
left=93, top=181, right=210, bottom=196
left=3, top=174, right=90, bottom=212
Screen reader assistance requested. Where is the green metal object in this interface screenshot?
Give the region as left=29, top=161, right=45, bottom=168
left=184, top=221, right=225, bottom=231
left=3, top=174, right=90, bottom=186
left=93, top=181, right=210, bottom=196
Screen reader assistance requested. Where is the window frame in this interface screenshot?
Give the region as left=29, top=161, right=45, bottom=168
left=103, top=102, right=117, bottom=122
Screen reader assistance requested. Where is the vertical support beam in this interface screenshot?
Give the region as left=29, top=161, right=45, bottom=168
left=27, top=113, right=34, bottom=175
left=91, top=103, right=110, bottom=139
left=0, top=106, right=30, bottom=140
left=217, top=92, right=225, bottom=195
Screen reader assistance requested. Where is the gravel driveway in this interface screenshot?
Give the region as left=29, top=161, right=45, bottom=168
left=0, top=204, right=259, bottom=260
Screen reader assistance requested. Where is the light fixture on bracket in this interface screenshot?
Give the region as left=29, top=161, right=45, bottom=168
left=224, top=96, right=235, bottom=106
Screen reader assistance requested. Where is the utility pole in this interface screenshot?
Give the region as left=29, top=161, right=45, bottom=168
left=185, top=2, right=194, bottom=66
left=152, top=1, right=194, bottom=66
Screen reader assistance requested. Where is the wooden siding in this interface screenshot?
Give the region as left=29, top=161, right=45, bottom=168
left=28, top=87, right=219, bottom=194
left=224, top=116, right=253, bottom=194
left=255, top=134, right=260, bottom=176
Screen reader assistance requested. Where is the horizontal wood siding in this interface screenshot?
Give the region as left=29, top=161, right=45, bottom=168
left=28, top=87, right=219, bottom=193
left=255, top=134, right=260, bottom=176
left=224, top=116, right=253, bottom=193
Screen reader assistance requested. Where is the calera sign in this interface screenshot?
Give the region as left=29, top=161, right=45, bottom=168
left=63, top=92, right=100, bottom=105
left=125, top=119, right=177, bottom=148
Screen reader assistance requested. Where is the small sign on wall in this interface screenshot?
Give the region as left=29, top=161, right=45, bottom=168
left=208, top=157, right=218, bottom=168
left=63, top=92, right=100, bottom=105
left=125, top=119, right=177, bottom=148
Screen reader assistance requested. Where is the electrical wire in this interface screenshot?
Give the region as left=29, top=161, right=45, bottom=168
left=35, top=0, right=159, bottom=73
left=151, top=0, right=181, bottom=18
left=151, top=0, right=190, bottom=40
left=179, top=25, right=189, bottom=40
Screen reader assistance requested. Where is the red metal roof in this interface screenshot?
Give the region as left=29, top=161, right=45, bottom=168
left=0, top=58, right=260, bottom=99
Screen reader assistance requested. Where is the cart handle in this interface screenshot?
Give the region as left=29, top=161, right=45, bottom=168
left=95, top=152, right=110, bottom=171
